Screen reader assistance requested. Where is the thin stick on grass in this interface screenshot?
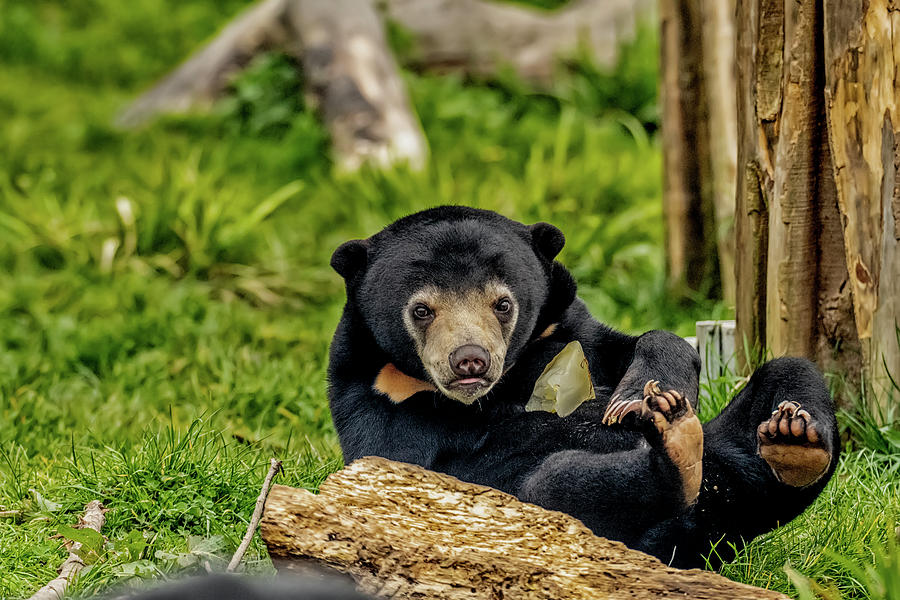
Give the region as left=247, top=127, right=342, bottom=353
left=28, top=500, right=106, bottom=600
left=227, top=458, right=282, bottom=572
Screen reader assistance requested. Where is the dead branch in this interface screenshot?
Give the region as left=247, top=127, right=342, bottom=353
left=227, top=457, right=282, bottom=572
left=260, top=457, right=788, bottom=599
left=28, top=500, right=106, bottom=600
left=285, top=0, right=428, bottom=170
left=116, top=0, right=291, bottom=128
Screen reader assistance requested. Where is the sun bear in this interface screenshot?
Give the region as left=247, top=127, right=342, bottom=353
left=328, top=206, right=839, bottom=567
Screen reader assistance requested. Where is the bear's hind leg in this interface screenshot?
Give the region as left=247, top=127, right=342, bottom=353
left=520, top=381, right=705, bottom=550
left=703, top=357, right=838, bottom=497
left=648, top=357, right=840, bottom=567
left=519, top=446, right=687, bottom=548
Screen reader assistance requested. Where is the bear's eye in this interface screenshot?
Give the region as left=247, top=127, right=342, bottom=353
left=412, top=304, right=433, bottom=321
left=494, top=298, right=512, bottom=315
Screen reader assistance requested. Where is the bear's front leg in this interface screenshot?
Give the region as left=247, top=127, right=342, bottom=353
left=602, top=330, right=701, bottom=417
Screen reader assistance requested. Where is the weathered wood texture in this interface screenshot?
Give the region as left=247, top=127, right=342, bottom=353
left=734, top=0, right=861, bottom=387
left=261, top=457, right=788, bottom=600
left=659, top=0, right=738, bottom=301
left=823, top=0, right=900, bottom=408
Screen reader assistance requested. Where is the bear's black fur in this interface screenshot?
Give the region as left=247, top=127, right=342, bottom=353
left=328, top=206, right=839, bottom=567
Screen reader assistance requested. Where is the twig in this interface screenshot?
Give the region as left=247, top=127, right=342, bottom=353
left=28, top=500, right=106, bottom=600
left=0, top=510, right=21, bottom=518
left=227, top=458, right=282, bottom=572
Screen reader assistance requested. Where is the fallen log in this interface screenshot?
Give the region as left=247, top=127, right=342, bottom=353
left=116, top=0, right=653, bottom=170
left=284, top=0, right=427, bottom=170
left=382, top=0, right=653, bottom=84
left=261, top=457, right=788, bottom=599
left=118, top=0, right=427, bottom=171
left=115, top=0, right=292, bottom=128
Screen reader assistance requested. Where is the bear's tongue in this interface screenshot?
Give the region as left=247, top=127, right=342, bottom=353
left=456, top=378, right=482, bottom=385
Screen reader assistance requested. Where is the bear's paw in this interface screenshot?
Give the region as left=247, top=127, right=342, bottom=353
left=757, top=400, right=831, bottom=488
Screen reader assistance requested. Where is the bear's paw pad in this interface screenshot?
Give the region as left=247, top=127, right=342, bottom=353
left=757, top=401, right=830, bottom=488
left=640, top=380, right=704, bottom=506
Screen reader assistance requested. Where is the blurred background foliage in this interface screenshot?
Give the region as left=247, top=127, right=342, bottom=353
left=0, top=1, right=895, bottom=599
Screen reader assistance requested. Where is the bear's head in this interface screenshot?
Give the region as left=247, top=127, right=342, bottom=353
left=332, top=207, right=576, bottom=404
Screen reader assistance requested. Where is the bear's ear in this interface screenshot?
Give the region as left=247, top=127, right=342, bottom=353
left=331, top=239, right=370, bottom=280
left=529, top=222, right=565, bottom=262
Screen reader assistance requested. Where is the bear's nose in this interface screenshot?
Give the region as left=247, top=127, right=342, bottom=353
left=449, top=345, right=491, bottom=378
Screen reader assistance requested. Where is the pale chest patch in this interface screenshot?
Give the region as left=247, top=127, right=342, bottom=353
left=373, top=363, right=437, bottom=403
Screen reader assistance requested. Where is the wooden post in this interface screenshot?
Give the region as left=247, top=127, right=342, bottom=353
left=700, top=0, right=738, bottom=305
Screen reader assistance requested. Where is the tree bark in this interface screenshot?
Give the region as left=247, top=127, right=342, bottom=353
left=261, top=457, right=788, bottom=600
left=734, top=0, right=864, bottom=399
left=823, top=0, right=900, bottom=411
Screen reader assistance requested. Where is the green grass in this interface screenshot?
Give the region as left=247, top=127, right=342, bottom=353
left=0, top=0, right=898, bottom=598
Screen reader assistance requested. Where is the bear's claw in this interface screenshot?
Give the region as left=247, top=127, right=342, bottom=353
left=602, top=392, right=642, bottom=425
left=640, top=380, right=688, bottom=423
left=757, top=400, right=830, bottom=487
left=602, top=380, right=688, bottom=425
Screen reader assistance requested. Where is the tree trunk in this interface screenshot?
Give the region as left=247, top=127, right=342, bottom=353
left=659, top=0, right=720, bottom=300
left=261, top=457, right=788, bottom=600
left=733, top=0, right=900, bottom=408
left=823, top=0, right=900, bottom=411
left=700, top=0, right=738, bottom=305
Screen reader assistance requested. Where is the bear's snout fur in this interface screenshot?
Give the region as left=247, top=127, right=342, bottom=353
left=403, top=281, right=517, bottom=403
